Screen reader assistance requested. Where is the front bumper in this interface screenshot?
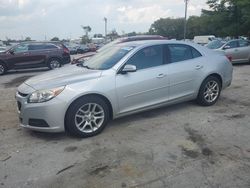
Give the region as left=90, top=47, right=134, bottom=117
left=16, top=91, right=67, bottom=133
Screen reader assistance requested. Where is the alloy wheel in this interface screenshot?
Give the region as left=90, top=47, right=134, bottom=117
left=74, top=103, right=105, bottom=133
left=0, top=64, right=5, bottom=75
left=203, top=80, right=219, bottom=103
left=50, top=60, right=60, bottom=69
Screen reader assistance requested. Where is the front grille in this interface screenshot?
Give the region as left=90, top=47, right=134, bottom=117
left=17, top=101, right=21, bottom=111
left=18, top=92, right=28, bottom=98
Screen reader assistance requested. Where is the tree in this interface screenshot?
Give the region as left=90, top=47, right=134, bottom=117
left=149, top=18, right=185, bottom=39
left=24, top=37, right=31, bottom=41
left=81, top=25, right=91, bottom=38
left=51, top=37, right=60, bottom=41
left=106, top=29, right=119, bottom=41
left=148, top=0, right=250, bottom=39
left=93, top=34, right=103, bottom=38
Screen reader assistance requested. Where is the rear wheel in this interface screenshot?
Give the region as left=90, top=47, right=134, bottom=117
left=197, top=76, right=221, bottom=106
left=65, top=96, right=110, bottom=137
left=48, top=58, right=61, bottom=70
left=0, top=62, right=7, bottom=76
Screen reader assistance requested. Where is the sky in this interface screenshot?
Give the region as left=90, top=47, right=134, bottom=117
left=0, top=0, right=208, bottom=40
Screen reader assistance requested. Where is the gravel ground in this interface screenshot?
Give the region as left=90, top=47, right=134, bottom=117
left=0, top=64, right=250, bottom=188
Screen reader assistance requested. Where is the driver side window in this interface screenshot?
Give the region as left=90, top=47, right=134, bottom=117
left=227, top=41, right=238, bottom=49
left=13, top=44, right=29, bottom=53
left=126, top=45, right=163, bottom=70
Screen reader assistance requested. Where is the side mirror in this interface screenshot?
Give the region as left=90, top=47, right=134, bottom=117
left=223, top=45, right=230, bottom=50
left=121, top=64, right=137, bottom=74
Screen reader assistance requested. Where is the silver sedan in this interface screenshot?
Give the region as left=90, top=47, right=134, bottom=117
left=16, top=40, right=233, bottom=137
left=206, top=39, right=250, bottom=64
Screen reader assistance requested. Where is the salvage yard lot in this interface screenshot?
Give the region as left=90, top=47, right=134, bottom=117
left=0, top=64, right=250, bottom=188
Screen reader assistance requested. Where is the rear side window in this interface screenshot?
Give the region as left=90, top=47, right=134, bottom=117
left=191, top=47, right=202, bottom=58
left=239, top=40, right=249, bottom=47
left=28, top=44, right=45, bottom=51
left=168, top=44, right=193, bottom=63
left=45, top=44, right=58, bottom=49
left=126, top=45, right=163, bottom=70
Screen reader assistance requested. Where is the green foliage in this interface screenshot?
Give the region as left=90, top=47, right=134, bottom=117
left=149, top=0, right=250, bottom=39
left=24, top=37, right=31, bottom=41
left=51, top=37, right=60, bottom=41
left=149, top=18, right=185, bottom=39
left=81, top=35, right=91, bottom=44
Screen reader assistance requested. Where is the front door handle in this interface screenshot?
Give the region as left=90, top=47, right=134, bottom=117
left=156, top=73, right=166, bottom=78
left=195, top=65, right=203, bottom=70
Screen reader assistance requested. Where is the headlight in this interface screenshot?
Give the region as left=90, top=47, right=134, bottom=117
left=28, top=86, right=65, bottom=103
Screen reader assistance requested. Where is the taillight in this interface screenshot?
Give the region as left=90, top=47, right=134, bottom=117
left=226, top=55, right=232, bottom=62
left=63, top=47, right=70, bottom=54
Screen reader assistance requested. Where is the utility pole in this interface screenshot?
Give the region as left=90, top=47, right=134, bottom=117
left=104, top=17, right=107, bottom=39
left=184, top=0, right=189, bottom=40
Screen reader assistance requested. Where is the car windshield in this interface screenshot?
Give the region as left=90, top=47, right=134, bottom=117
left=97, top=39, right=119, bottom=53
left=82, top=45, right=134, bottom=70
left=206, top=40, right=225, bottom=49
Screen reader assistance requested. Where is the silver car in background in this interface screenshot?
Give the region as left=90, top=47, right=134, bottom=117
left=16, top=40, right=233, bottom=137
left=206, top=39, right=250, bottom=64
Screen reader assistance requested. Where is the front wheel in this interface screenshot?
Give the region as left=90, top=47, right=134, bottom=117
left=65, top=96, right=110, bottom=137
left=197, top=76, right=221, bottom=106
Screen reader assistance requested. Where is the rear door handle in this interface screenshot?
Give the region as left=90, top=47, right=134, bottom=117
left=156, top=73, right=166, bottom=78
left=195, top=65, right=203, bottom=70
left=23, top=52, right=29, bottom=55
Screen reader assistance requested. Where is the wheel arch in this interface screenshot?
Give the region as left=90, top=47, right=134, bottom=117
left=64, top=93, right=114, bottom=129
left=46, top=56, right=63, bottom=65
left=0, top=59, right=8, bottom=73
left=197, top=72, right=223, bottom=96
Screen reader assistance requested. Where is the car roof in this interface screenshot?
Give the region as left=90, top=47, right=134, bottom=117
left=115, top=39, right=216, bottom=56
left=118, top=35, right=167, bottom=43
left=116, top=39, right=194, bottom=47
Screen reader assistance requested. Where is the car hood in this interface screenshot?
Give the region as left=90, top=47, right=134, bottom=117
left=24, top=65, right=102, bottom=91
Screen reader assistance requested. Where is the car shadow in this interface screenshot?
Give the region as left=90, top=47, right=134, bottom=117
left=27, top=130, right=73, bottom=141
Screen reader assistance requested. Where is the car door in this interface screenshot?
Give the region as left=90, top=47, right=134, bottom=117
left=7, top=43, right=30, bottom=69
left=27, top=44, right=48, bottom=67
left=167, top=44, right=204, bottom=101
left=237, top=40, right=250, bottom=63
left=115, top=45, right=169, bottom=114
left=224, top=40, right=240, bottom=63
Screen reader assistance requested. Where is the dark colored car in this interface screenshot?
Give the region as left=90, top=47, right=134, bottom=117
left=0, top=42, right=70, bottom=75
left=76, top=44, right=90, bottom=54
left=71, top=35, right=167, bottom=64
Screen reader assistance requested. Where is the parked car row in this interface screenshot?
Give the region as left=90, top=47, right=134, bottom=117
left=64, top=43, right=97, bottom=55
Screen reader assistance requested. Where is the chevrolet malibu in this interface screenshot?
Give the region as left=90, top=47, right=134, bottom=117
left=16, top=40, right=233, bottom=137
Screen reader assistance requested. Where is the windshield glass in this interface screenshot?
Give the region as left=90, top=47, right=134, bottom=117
left=206, top=40, right=225, bottom=49
left=97, top=39, right=120, bottom=52
left=83, top=45, right=134, bottom=70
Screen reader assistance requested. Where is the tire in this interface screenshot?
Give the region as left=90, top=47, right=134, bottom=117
left=197, top=76, right=222, bottom=106
left=48, top=58, right=61, bottom=70
left=65, top=96, right=110, bottom=137
left=0, top=62, right=7, bottom=76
